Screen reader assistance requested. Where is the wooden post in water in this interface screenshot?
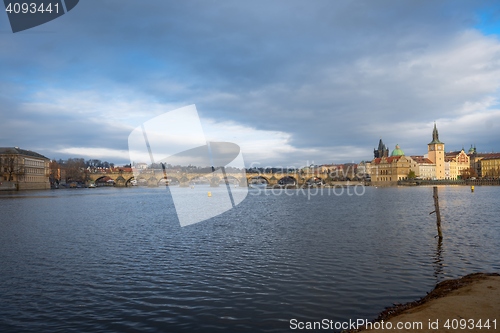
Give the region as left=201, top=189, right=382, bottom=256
left=431, top=186, right=443, bottom=239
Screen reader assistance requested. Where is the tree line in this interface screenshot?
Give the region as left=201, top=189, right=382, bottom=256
left=0, top=154, right=24, bottom=181
left=50, top=158, right=126, bottom=183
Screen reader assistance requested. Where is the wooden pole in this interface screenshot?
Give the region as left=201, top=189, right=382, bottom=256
left=432, top=186, right=443, bottom=239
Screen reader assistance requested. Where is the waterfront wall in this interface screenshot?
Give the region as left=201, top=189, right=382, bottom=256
left=398, top=179, right=500, bottom=186
left=370, top=180, right=398, bottom=187
left=0, top=181, right=17, bottom=191
left=0, top=181, right=51, bottom=191
left=17, top=181, right=51, bottom=190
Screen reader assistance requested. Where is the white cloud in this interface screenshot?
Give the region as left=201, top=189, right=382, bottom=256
left=24, top=87, right=187, bottom=127
left=2, top=3, right=500, bottom=166
left=57, top=147, right=130, bottom=161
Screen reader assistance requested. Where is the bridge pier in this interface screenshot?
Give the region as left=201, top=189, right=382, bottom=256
left=147, top=177, right=158, bottom=187
left=238, top=177, right=248, bottom=187
left=115, top=176, right=126, bottom=187
left=209, top=177, right=220, bottom=187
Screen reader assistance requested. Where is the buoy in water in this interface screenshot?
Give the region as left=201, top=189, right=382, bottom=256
left=471, top=185, right=474, bottom=192
left=208, top=191, right=212, bottom=197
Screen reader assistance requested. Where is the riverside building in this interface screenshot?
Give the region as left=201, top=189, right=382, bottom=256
left=371, top=123, right=447, bottom=184
left=371, top=144, right=413, bottom=185
left=0, top=147, right=50, bottom=190
left=427, top=123, right=445, bottom=179
left=444, top=149, right=470, bottom=180
left=480, top=153, right=500, bottom=178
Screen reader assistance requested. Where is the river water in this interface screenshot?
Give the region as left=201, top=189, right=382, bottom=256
left=1, top=185, right=499, bottom=332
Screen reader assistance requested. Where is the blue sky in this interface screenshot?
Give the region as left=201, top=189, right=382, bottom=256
left=476, top=7, right=500, bottom=35
left=1, top=0, right=500, bottom=167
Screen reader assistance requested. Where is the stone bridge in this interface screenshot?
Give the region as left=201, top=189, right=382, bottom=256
left=88, top=169, right=365, bottom=187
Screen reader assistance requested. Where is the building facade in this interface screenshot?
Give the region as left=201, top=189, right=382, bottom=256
left=357, top=161, right=372, bottom=178
left=371, top=144, right=414, bottom=185
left=374, top=139, right=389, bottom=158
left=371, top=124, right=448, bottom=184
left=410, top=156, right=435, bottom=179
left=371, top=155, right=414, bottom=185
left=0, top=147, right=50, bottom=190
left=427, top=123, right=445, bottom=179
left=480, top=153, right=500, bottom=178
left=444, top=149, right=470, bottom=179
left=369, top=124, right=500, bottom=183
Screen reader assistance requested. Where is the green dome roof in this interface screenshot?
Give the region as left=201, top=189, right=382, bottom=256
left=391, top=144, right=404, bottom=156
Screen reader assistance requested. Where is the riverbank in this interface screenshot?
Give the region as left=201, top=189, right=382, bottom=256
left=398, top=179, right=500, bottom=186
left=349, top=273, right=500, bottom=333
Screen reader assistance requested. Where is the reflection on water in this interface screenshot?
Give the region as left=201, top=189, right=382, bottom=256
left=0, top=186, right=499, bottom=332
left=433, top=237, right=444, bottom=282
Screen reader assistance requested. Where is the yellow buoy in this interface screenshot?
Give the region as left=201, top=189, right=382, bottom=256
left=471, top=185, right=474, bottom=192
left=208, top=191, right=212, bottom=197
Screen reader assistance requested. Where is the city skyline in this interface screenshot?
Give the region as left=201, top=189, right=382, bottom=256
left=6, top=121, right=498, bottom=169
left=1, top=1, right=500, bottom=167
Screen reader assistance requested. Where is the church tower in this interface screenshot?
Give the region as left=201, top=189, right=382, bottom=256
left=374, top=139, right=389, bottom=158
left=427, top=123, right=445, bottom=179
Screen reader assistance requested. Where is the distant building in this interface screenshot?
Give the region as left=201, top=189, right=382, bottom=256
left=49, top=160, right=66, bottom=186
left=371, top=144, right=415, bottom=184
left=480, top=153, right=500, bottom=178
left=467, top=147, right=498, bottom=178
left=427, top=123, right=445, bottom=179
left=371, top=154, right=414, bottom=185
left=371, top=124, right=448, bottom=183
left=444, top=149, right=470, bottom=179
left=318, top=164, right=337, bottom=174
left=357, top=161, right=372, bottom=178
left=319, top=163, right=359, bottom=179
left=134, top=162, right=148, bottom=170
left=0, top=147, right=50, bottom=190
left=368, top=124, right=500, bottom=182
left=374, top=139, right=389, bottom=158
left=467, top=145, right=481, bottom=176
left=410, top=156, right=435, bottom=179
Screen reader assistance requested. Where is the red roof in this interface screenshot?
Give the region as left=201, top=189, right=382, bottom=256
left=445, top=151, right=462, bottom=157
left=481, top=153, right=500, bottom=160
left=372, top=156, right=402, bottom=165
left=410, top=156, right=434, bottom=164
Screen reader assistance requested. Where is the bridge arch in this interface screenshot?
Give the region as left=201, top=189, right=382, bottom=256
left=305, top=176, right=325, bottom=186
left=209, top=176, right=220, bottom=187
left=95, top=175, right=110, bottom=182
left=220, top=175, right=241, bottom=186
left=189, top=175, right=210, bottom=186
left=248, top=175, right=270, bottom=185
left=147, top=176, right=159, bottom=187
left=278, top=176, right=297, bottom=187
left=125, top=176, right=135, bottom=186
left=135, top=176, right=148, bottom=186
left=167, top=176, right=180, bottom=186
left=95, top=175, right=115, bottom=186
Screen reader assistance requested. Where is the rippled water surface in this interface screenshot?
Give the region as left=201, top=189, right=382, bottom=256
left=1, top=186, right=499, bottom=332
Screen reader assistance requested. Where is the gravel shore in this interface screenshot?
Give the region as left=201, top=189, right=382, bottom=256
left=350, top=273, right=500, bottom=333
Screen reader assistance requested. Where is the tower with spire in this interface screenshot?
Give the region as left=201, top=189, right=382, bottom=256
left=427, top=122, right=445, bottom=179
left=374, top=139, right=389, bottom=158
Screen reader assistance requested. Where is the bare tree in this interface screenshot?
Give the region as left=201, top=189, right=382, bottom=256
left=1, top=155, right=24, bottom=181
left=460, top=167, right=478, bottom=180
left=49, top=160, right=61, bottom=185
left=64, top=158, right=87, bottom=182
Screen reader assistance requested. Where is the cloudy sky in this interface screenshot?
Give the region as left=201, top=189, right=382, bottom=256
left=1, top=0, right=500, bottom=167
